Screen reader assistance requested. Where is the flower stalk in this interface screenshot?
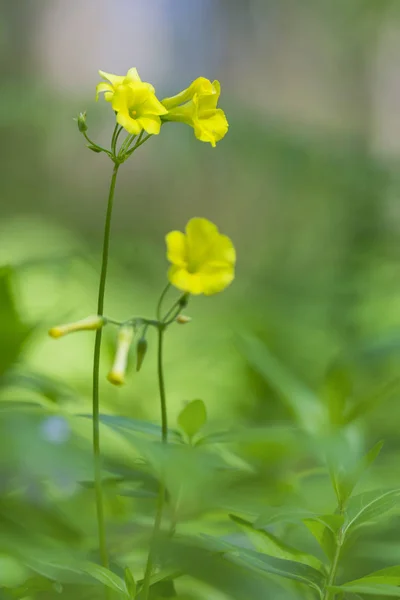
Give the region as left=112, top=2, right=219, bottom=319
left=92, top=160, right=120, bottom=577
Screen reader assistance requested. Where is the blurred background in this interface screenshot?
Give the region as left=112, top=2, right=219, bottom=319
left=3, top=1, right=400, bottom=598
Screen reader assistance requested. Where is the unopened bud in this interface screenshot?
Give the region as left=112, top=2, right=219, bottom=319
left=179, top=294, right=189, bottom=309
left=176, top=314, right=191, bottom=325
left=49, top=315, right=104, bottom=338
left=74, top=111, right=88, bottom=133
left=107, top=325, right=134, bottom=386
left=136, top=337, right=148, bottom=372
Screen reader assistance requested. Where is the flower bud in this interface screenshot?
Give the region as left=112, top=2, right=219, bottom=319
left=74, top=111, right=88, bottom=133
left=136, top=337, right=148, bottom=372
left=107, top=325, right=134, bottom=386
left=179, top=294, right=189, bottom=309
left=49, top=315, right=104, bottom=338
left=176, top=314, right=191, bottom=325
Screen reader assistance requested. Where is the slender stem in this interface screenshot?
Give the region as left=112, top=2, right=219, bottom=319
left=127, top=133, right=152, bottom=156
left=111, top=124, right=123, bottom=156
left=118, top=133, right=136, bottom=159
left=162, top=293, right=188, bottom=325
left=83, top=132, right=112, bottom=157
left=92, top=161, right=120, bottom=583
left=157, top=326, right=168, bottom=444
left=323, top=525, right=344, bottom=600
left=156, top=283, right=171, bottom=321
left=141, top=325, right=168, bottom=600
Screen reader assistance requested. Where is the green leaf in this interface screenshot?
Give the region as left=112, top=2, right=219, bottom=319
left=0, top=267, right=30, bottom=377
left=229, top=515, right=326, bottom=573
left=4, top=576, right=59, bottom=599
left=322, top=362, right=352, bottom=426
left=331, top=440, right=384, bottom=509
left=82, top=562, right=129, bottom=597
left=81, top=414, right=183, bottom=442
left=303, top=519, right=336, bottom=561
left=124, top=567, right=136, bottom=599
left=201, top=535, right=325, bottom=593
left=331, top=583, right=400, bottom=596
left=344, top=489, right=400, bottom=536
left=340, top=565, right=400, bottom=590
left=239, top=334, right=324, bottom=433
left=177, top=399, right=207, bottom=441
left=226, top=547, right=325, bottom=593
left=255, top=507, right=318, bottom=528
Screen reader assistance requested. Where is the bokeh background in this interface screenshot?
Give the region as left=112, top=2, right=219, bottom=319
left=3, top=1, right=400, bottom=598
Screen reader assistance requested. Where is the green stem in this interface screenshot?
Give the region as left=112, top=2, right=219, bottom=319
left=127, top=133, right=152, bottom=156
left=156, top=283, right=171, bottom=321
left=162, top=293, right=188, bottom=325
left=92, top=161, right=120, bottom=586
left=141, top=325, right=168, bottom=600
left=111, top=124, right=123, bottom=156
left=323, top=528, right=343, bottom=600
left=83, top=132, right=112, bottom=157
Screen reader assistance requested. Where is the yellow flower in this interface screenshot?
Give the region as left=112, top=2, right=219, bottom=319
left=49, top=315, right=104, bottom=338
left=166, top=218, right=235, bottom=295
left=107, top=325, right=134, bottom=386
left=161, top=78, right=228, bottom=147
left=96, top=67, right=154, bottom=101
left=96, top=68, right=167, bottom=135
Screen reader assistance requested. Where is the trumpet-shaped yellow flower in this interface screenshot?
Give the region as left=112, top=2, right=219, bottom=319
left=49, top=315, right=104, bottom=338
left=107, top=325, right=134, bottom=386
left=162, top=78, right=228, bottom=147
left=166, top=218, right=235, bottom=295
left=96, top=68, right=167, bottom=135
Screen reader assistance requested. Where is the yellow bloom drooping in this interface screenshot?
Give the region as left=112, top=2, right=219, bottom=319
left=166, top=218, right=235, bottom=295
left=161, top=77, right=228, bottom=147
left=49, top=315, right=104, bottom=338
left=96, top=68, right=167, bottom=136
left=107, top=325, right=134, bottom=386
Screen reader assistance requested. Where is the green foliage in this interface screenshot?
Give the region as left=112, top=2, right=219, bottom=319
left=177, top=400, right=207, bottom=442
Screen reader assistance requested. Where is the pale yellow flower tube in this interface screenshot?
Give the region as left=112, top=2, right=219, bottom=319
left=49, top=315, right=104, bottom=338
left=107, top=324, right=134, bottom=386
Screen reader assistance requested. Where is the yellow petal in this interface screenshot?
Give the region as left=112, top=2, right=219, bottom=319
left=116, top=111, right=142, bottom=135
left=185, top=218, right=219, bottom=252
left=137, top=116, right=161, bottom=135
left=207, top=233, right=236, bottom=267
left=194, top=109, right=229, bottom=146
left=162, top=77, right=214, bottom=109
left=98, top=70, right=125, bottom=87
left=199, top=267, right=235, bottom=295
left=166, top=231, right=187, bottom=266
left=125, top=67, right=141, bottom=83
left=96, top=82, right=114, bottom=101
left=168, top=266, right=205, bottom=295
left=141, top=94, right=168, bottom=116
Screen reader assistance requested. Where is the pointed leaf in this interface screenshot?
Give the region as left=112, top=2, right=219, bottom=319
left=81, top=414, right=182, bottom=442
left=229, top=514, right=326, bottom=572
left=124, top=567, right=136, bottom=598
left=82, top=563, right=129, bottom=597
left=0, top=267, right=30, bottom=377
left=345, top=489, right=400, bottom=536
left=178, top=399, right=207, bottom=441
left=331, top=583, right=400, bottom=596
left=201, top=535, right=325, bottom=593
left=331, top=440, right=384, bottom=508
left=303, top=519, right=336, bottom=561
left=226, top=547, right=325, bottom=592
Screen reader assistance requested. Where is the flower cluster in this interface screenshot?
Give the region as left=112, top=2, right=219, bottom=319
left=97, top=68, right=228, bottom=147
